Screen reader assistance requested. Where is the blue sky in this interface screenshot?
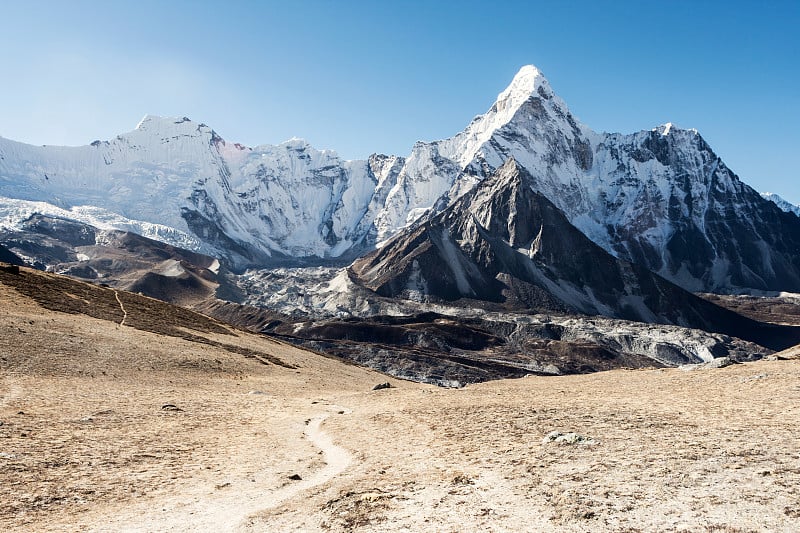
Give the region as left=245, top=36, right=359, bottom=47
left=1, top=0, right=798, bottom=201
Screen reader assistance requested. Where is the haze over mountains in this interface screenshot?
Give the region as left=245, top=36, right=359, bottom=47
left=2, top=64, right=800, bottom=382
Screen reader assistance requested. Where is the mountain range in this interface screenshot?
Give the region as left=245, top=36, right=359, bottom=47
left=2, top=65, right=799, bottom=294
left=2, top=64, right=800, bottom=381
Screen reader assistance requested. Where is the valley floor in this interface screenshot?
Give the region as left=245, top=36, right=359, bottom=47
left=1, top=271, right=800, bottom=532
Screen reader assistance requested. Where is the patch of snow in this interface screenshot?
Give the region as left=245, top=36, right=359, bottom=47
left=405, top=259, right=429, bottom=301
left=158, top=260, right=186, bottom=277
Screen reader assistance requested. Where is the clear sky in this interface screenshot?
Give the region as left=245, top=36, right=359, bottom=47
left=1, top=0, right=798, bottom=202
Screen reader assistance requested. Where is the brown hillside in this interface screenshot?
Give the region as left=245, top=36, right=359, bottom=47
left=1, top=264, right=799, bottom=532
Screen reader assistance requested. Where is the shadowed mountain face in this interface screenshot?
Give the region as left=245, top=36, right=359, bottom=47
left=350, top=160, right=800, bottom=351
left=599, top=130, right=800, bottom=293
left=0, top=243, right=25, bottom=266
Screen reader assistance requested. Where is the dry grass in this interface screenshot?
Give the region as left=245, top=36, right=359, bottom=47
left=0, top=267, right=293, bottom=368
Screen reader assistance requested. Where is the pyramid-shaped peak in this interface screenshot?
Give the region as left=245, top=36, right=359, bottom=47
left=462, top=161, right=540, bottom=211
left=509, top=65, right=548, bottom=88
left=495, top=65, right=553, bottom=112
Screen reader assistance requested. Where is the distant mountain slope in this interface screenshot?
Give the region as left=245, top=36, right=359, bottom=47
left=0, top=117, right=413, bottom=268
left=761, top=192, right=800, bottom=217
left=0, top=214, right=235, bottom=306
left=351, top=159, right=800, bottom=351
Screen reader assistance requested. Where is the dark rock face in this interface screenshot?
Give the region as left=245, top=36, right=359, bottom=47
left=593, top=130, right=800, bottom=293
left=19, top=215, right=97, bottom=247
left=0, top=215, right=94, bottom=268
left=0, top=244, right=25, bottom=267
left=350, top=159, right=800, bottom=351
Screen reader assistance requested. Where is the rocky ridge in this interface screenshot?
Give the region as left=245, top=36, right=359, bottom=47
left=761, top=192, right=800, bottom=217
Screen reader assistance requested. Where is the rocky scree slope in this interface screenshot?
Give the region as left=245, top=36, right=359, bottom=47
left=197, top=299, right=772, bottom=387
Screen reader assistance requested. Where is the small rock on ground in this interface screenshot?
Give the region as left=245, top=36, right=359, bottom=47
left=542, top=431, right=595, bottom=445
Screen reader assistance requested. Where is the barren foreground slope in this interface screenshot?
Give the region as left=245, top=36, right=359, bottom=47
left=1, top=266, right=799, bottom=532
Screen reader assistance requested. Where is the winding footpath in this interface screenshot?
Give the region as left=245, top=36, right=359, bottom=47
left=262, top=413, right=353, bottom=510
left=113, top=290, right=127, bottom=326
left=97, top=409, right=352, bottom=532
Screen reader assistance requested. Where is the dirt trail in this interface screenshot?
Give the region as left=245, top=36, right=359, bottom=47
left=254, top=413, right=353, bottom=512
left=113, top=290, right=127, bottom=326
left=94, top=409, right=352, bottom=533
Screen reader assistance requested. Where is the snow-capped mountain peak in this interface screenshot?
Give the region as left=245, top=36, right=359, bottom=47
left=495, top=65, right=551, bottom=112
left=368, top=65, right=591, bottom=242
left=442, top=65, right=582, bottom=169
left=442, top=68, right=544, bottom=160
left=658, top=122, right=673, bottom=136
left=652, top=122, right=697, bottom=137
left=2, top=66, right=800, bottom=293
